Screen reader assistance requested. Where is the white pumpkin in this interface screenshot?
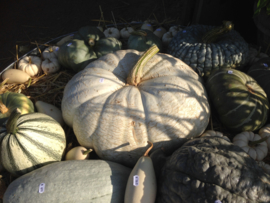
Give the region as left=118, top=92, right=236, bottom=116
left=41, top=58, right=60, bottom=75
left=153, top=27, right=167, bottom=39
left=233, top=131, right=268, bottom=161
left=104, top=27, right=120, bottom=39
left=141, top=23, right=153, bottom=32
left=18, top=56, right=42, bottom=76
left=169, top=25, right=183, bottom=37
left=258, top=124, right=270, bottom=149
left=65, top=146, right=93, bottom=160
left=61, top=45, right=210, bottom=167
left=42, top=46, right=59, bottom=59
left=56, top=34, right=74, bottom=46
left=120, top=27, right=134, bottom=39
left=162, top=31, right=174, bottom=46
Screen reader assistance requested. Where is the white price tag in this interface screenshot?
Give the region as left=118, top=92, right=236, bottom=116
left=55, top=47, right=59, bottom=51
left=263, top=63, right=268, bottom=67
left=99, top=78, right=104, bottom=83
left=67, top=43, right=72, bottom=47
left=227, top=70, right=233, bottom=74
left=39, top=183, right=45, bottom=193
left=133, top=175, right=139, bottom=186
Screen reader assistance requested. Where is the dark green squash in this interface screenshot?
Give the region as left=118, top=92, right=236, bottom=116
left=247, top=57, right=270, bottom=100
left=73, top=26, right=105, bottom=46
left=167, top=22, right=249, bottom=77
left=157, top=136, right=270, bottom=202
left=206, top=68, right=269, bottom=132
left=94, top=37, right=122, bottom=58
left=128, top=29, right=163, bottom=52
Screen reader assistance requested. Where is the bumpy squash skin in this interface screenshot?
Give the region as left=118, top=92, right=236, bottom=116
left=167, top=25, right=249, bottom=77
left=73, top=26, right=105, bottom=45
left=157, top=136, right=270, bottom=203
left=128, top=29, right=163, bottom=52
left=0, top=113, right=66, bottom=177
left=0, top=92, right=34, bottom=119
left=206, top=68, right=269, bottom=132
left=58, top=39, right=97, bottom=72
left=94, top=37, right=122, bottom=58
left=3, top=160, right=131, bottom=203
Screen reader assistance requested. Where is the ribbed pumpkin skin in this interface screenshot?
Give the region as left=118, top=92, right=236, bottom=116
left=62, top=49, right=210, bottom=167
left=58, top=39, right=97, bottom=72
left=128, top=29, right=163, bottom=52
left=0, top=113, right=66, bottom=177
left=167, top=25, right=249, bottom=77
left=247, top=57, right=270, bottom=100
left=3, top=160, right=131, bottom=203
left=0, top=92, right=34, bottom=118
left=206, top=68, right=269, bottom=132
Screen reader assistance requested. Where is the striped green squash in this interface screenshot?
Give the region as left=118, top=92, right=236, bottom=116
left=4, top=160, right=131, bottom=203
left=206, top=68, right=269, bottom=132
left=247, top=57, right=270, bottom=100
left=0, top=108, right=66, bottom=177
left=0, top=92, right=34, bottom=119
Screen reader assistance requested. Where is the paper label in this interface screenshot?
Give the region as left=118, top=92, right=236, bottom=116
left=156, top=28, right=161, bottom=31
left=99, top=78, right=104, bottom=83
left=133, top=175, right=139, bottom=186
left=67, top=43, right=72, bottom=46
left=215, top=201, right=222, bottom=203
left=55, top=47, right=59, bottom=51
left=39, top=183, right=45, bottom=193
left=227, top=70, right=233, bottom=74
left=263, top=63, right=268, bottom=67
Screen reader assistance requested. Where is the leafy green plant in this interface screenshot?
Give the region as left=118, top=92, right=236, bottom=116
left=254, top=0, right=270, bottom=16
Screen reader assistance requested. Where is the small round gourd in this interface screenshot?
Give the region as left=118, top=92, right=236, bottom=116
left=42, top=46, right=59, bottom=59
left=41, top=58, right=60, bottom=74
left=104, top=27, right=120, bottom=39
left=120, top=27, right=135, bottom=39
left=65, top=146, right=93, bottom=160
left=233, top=131, right=268, bottom=161
left=141, top=23, right=153, bottom=32
left=1, top=69, right=30, bottom=84
left=18, top=56, right=42, bottom=76
left=153, top=27, right=167, bottom=39
left=168, top=25, right=183, bottom=36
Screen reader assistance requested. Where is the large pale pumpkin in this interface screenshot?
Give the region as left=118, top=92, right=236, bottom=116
left=61, top=45, right=210, bottom=167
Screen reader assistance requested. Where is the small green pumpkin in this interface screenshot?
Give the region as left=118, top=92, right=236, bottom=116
left=128, top=29, right=163, bottom=52
left=206, top=68, right=269, bottom=132
left=73, top=26, right=105, bottom=46
left=0, top=92, right=34, bottom=120
left=94, top=37, right=122, bottom=58
left=0, top=108, right=66, bottom=177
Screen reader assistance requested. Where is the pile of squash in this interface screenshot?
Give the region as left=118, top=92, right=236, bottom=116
left=1, top=21, right=270, bottom=203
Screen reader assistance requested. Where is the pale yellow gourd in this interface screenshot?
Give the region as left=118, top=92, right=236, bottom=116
left=18, top=56, right=42, bottom=76
left=35, top=101, right=64, bottom=126
left=65, top=146, right=93, bottom=160
left=41, top=58, right=60, bottom=75
left=258, top=124, right=270, bottom=149
left=104, top=27, right=120, bottom=39
left=1, top=69, right=30, bottom=84
left=124, top=141, right=156, bottom=203
left=233, top=131, right=268, bottom=161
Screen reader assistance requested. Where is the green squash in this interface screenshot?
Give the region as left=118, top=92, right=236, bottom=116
left=73, top=26, right=105, bottom=46
left=0, top=92, right=34, bottom=119
left=0, top=108, right=66, bottom=177
left=247, top=57, right=270, bottom=100
left=206, top=68, right=269, bottom=132
left=167, top=22, right=249, bottom=77
left=94, top=37, right=122, bottom=58
left=157, top=136, right=270, bottom=202
left=128, top=29, right=163, bottom=52
left=3, top=160, right=131, bottom=203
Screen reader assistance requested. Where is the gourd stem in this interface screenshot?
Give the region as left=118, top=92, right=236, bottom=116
left=202, top=21, right=234, bottom=43
left=249, top=136, right=269, bottom=147
left=88, top=38, right=95, bottom=47
left=143, top=141, right=153, bottom=157
left=6, top=108, right=21, bottom=135
left=127, top=45, right=159, bottom=86
left=29, top=57, right=32, bottom=64
left=0, top=100, right=9, bottom=114
left=82, top=149, right=93, bottom=155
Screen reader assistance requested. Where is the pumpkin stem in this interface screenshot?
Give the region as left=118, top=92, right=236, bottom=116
left=82, top=149, right=93, bottom=155
left=28, top=56, right=32, bottom=64
left=130, top=30, right=147, bottom=37
left=0, top=100, right=9, bottom=115
left=88, top=38, right=95, bottom=47
left=143, top=141, right=153, bottom=157
left=127, top=45, right=159, bottom=86
left=249, top=136, right=269, bottom=147
left=202, top=21, right=234, bottom=43
left=6, top=108, right=21, bottom=135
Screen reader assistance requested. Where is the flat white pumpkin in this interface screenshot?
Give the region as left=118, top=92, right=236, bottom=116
left=120, top=27, right=134, bottom=39
left=104, top=27, right=120, bottom=39
left=61, top=46, right=210, bottom=167
left=42, top=46, right=59, bottom=59
left=153, top=27, right=167, bottom=39
left=41, top=58, right=60, bottom=75
left=258, top=124, right=270, bottom=149
left=233, top=131, right=268, bottom=161
left=18, top=56, right=41, bottom=76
